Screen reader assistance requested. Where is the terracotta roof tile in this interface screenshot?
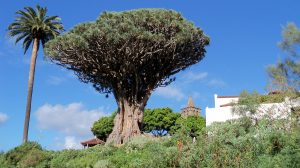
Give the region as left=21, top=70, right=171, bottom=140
left=220, top=102, right=237, bottom=107
left=80, top=138, right=105, bottom=146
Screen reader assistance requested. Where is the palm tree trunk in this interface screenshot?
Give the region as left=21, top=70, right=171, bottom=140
left=23, top=38, right=39, bottom=143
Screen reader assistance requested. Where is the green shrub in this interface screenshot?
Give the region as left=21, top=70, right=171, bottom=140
left=125, top=136, right=155, bottom=150
left=93, top=159, right=112, bottom=168
left=18, top=149, right=51, bottom=168
left=3, top=141, right=45, bottom=167
left=1, top=117, right=299, bottom=168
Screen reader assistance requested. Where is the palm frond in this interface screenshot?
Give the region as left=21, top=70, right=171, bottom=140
left=8, top=5, right=64, bottom=54
left=37, top=6, right=47, bottom=22
left=16, top=10, right=33, bottom=20
left=15, top=32, right=30, bottom=44
left=22, top=36, right=33, bottom=54
left=24, top=6, right=37, bottom=20
left=44, top=16, right=59, bottom=23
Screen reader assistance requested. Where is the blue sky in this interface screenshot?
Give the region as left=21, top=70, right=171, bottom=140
left=0, top=0, right=299, bottom=151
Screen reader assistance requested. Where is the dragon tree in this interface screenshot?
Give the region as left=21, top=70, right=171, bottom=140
left=44, top=9, right=209, bottom=144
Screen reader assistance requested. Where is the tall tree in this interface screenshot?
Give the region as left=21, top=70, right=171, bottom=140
left=268, top=23, right=300, bottom=91
left=8, top=5, right=63, bottom=143
left=45, top=9, right=209, bottom=144
left=143, top=108, right=180, bottom=136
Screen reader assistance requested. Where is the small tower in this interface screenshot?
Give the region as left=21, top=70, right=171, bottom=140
left=181, top=97, right=201, bottom=118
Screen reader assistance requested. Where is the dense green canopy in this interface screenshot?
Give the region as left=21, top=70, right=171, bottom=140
left=45, top=9, right=209, bottom=104
left=143, top=108, right=180, bottom=135
left=91, top=115, right=115, bottom=141
left=171, top=116, right=206, bottom=137
left=91, top=108, right=181, bottom=139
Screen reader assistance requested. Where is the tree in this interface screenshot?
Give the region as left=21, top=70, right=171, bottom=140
left=91, top=108, right=180, bottom=139
left=171, top=116, right=206, bottom=137
left=8, top=5, right=63, bottom=143
left=91, top=112, right=116, bottom=141
left=142, top=108, right=180, bottom=136
left=267, top=23, right=300, bottom=91
left=45, top=9, right=209, bottom=144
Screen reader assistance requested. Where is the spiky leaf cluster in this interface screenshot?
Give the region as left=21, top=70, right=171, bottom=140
left=8, top=5, right=63, bottom=54
left=45, top=9, right=209, bottom=104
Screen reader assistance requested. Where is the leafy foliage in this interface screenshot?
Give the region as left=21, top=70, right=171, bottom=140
left=44, top=9, right=209, bottom=105
left=239, top=90, right=300, bottom=104
left=91, top=112, right=116, bottom=141
left=279, top=23, right=300, bottom=57
left=8, top=5, right=63, bottom=53
left=45, top=8, right=209, bottom=144
left=267, top=22, right=300, bottom=90
left=170, top=116, right=206, bottom=137
left=142, top=108, right=180, bottom=136
left=201, top=118, right=300, bottom=168
left=233, top=90, right=300, bottom=119
left=49, top=149, right=102, bottom=168
left=1, top=117, right=299, bottom=168
left=2, top=142, right=51, bottom=168
left=92, top=108, right=181, bottom=138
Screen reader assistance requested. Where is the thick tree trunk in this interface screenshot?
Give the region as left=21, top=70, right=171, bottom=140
left=106, top=99, right=144, bottom=144
left=23, top=38, right=39, bottom=143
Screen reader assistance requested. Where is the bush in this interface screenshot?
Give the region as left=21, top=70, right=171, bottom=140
left=93, top=159, right=111, bottom=168
left=1, top=118, right=299, bottom=167
left=125, top=136, right=155, bottom=150
left=19, top=149, right=51, bottom=168
left=170, top=116, right=206, bottom=137
left=2, top=141, right=48, bottom=167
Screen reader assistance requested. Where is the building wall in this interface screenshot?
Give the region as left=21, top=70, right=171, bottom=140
left=206, top=106, right=240, bottom=126
left=206, top=95, right=300, bottom=126
left=206, top=94, right=239, bottom=126
left=214, top=94, right=239, bottom=107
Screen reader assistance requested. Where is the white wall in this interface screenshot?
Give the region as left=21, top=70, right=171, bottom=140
left=214, top=94, right=239, bottom=108
left=206, top=94, right=240, bottom=126
left=206, top=106, right=240, bottom=126
left=206, top=95, right=299, bottom=126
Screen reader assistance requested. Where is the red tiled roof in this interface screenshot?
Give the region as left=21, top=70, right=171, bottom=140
left=268, top=90, right=282, bottom=95
left=217, top=96, right=239, bottom=98
left=80, top=138, right=105, bottom=146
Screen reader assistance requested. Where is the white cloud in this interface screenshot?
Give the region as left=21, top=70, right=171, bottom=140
left=0, top=112, right=8, bottom=124
left=181, top=71, right=208, bottom=83
left=208, top=79, right=226, bottom=87
left=155, top=86, right=185, bottom=101
left=64, top=136, right=82, bottom=149
left=35, top=103, right=107, bottom=136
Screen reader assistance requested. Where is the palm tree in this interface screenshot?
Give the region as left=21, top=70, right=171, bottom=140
left=8, top=5, right=63, bottom=143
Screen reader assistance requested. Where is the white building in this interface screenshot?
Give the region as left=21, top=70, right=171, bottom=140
left=206, top=94, right=240, bottom=126
left=205, top=93, right=300, bottom=126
